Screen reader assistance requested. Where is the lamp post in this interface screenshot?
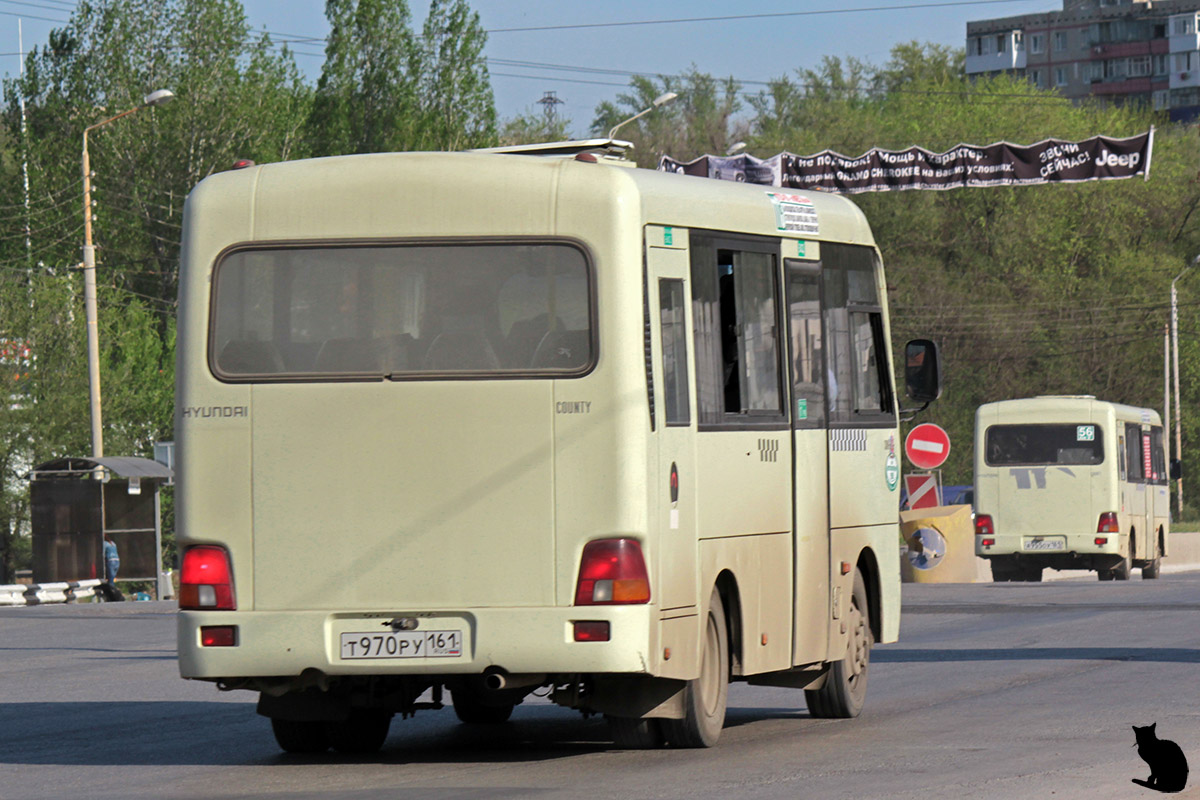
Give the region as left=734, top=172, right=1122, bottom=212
left=1171, top=254, right=1199, bottom=515
left=80, top=88, right=174, bottom=458
left=607, top=91, right=678, bottom=140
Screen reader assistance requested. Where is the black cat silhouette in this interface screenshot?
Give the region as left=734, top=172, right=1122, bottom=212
left=1132, top=723, right=1189, bottom=793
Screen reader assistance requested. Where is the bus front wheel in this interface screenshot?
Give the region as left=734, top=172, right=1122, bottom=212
left=806, top=568, right=872, bottom=719
left=1143, top=532, right=1163, bottom=579
left=1143, top=556, right=1161, bottom=579
left=661, top=587, right=730, bottom=748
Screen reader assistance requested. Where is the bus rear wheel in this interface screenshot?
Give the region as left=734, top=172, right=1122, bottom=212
left=327, top=709, right=392, bottom=754
left=270, top=718, right=329, bottom=754
left=606, top=715, right=665, bottom=749
left=990, top=558, right=1020, bottom=582
left=806, top=568, right=872, bottom=719
left=661, top=587, right=730, bottom=748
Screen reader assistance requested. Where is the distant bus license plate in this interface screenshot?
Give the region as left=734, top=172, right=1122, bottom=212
left=340, top=630, right=463, bottom=660
left=1023, top=538, right=1065, bottom=552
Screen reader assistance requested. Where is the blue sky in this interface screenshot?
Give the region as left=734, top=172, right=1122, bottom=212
left=1, top=0, right=1052, bottom=136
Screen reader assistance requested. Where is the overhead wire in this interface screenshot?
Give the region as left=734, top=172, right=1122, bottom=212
left=0, top=178, right=82, bottom=212
left=482, top=1, right=1046, bottom=34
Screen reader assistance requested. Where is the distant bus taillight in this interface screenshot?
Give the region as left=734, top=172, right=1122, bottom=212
left=974, top=514, right=995, bottom=537
left=1097, top=512, right=1120, bottom=533
left=179, top=546, right=237, bottom=610
left=574, top=538, right=651, bottom=605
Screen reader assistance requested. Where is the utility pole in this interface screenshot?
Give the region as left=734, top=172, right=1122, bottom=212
left=1171, top=255, right=1198, bottom=515
left=19, top=20, right=30, bottom=266
left=1165, top=323, right=1171, bottom=474
left=79, top=89, right=175, bottom=458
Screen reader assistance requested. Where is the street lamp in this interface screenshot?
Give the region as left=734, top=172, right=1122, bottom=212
left=1170, top=253, right=1199, bottom=515
left=607, top=91, right=678, bottom=140
left=81, top=88, right=174, bottom=458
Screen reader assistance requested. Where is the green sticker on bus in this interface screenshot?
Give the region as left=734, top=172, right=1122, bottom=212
left=797, top=240, right=806, bottom=257
left=664, top=226, right=673, bottom=246
left=1077, top=425, right=1095, bottom=441
left=885, top=452, right=900, bottom=491
left=797, top=398, right=807, bottom=419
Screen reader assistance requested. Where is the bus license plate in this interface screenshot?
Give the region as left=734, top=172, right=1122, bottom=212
left=339, top=630, right=463, bottom=660
left=1023, top=537, right=1065, bottom=552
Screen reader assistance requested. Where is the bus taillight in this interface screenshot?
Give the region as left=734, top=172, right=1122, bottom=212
left=179, top=545, right=237, bottom=610
left=1097, top=512, right=1120, bottom=533
left=974, top=514, right=995, bottom=537
left=574, top=538, right=651, bottom=605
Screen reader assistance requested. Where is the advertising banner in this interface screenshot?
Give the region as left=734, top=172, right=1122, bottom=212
left=658, top=130, right=1153, bottom=194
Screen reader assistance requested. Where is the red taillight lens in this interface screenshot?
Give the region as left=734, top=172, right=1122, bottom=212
left=1095, top=537, right=1109, bottom=546
left=573, top=621, right=611, bottom=641
left=200, top=625, right=237, bottom=647
left=179, top=545, right=237, bottom=610
left=981, top=538, right=995, bottom=547
left=574, top=538, right=651, bottom=605
left=1097, top=512, right=1120, bottom=534
left=975, top=514, right=995, bottom=537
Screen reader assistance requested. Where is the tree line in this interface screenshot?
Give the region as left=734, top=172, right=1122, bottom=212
left=597, top=45, right=1200, bottom=505
left=1, top=3, right=1199, bottom=580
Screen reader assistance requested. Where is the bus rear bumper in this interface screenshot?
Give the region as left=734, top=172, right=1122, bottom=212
left=976, top=533, right=1126, bottom=572
left=178, top=605, right=657, bottom=683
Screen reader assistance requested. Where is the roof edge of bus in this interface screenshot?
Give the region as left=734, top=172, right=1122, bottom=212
left=1033, top=394, right=1097, bottom=400
left=468, top=138, right=634, bottom=159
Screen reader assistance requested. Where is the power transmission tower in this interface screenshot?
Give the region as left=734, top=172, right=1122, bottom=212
left=537, top=91, right=565, bottom=129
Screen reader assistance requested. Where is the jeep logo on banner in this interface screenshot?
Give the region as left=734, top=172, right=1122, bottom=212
left=658, top=129, right=1153, bottom=194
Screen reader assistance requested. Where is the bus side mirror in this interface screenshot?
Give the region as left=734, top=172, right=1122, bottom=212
left=904, top=339, right=942, bottom=403
left=1171, top=459, right=1182, bottom=480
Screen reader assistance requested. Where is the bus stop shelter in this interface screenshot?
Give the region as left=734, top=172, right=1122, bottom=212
left=25, top=456, right=173, bottom=596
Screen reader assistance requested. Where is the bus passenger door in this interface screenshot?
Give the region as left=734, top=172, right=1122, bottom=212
left=1125, top=423, right=1149, bottom=557
left=822, top=245, right=897, bottom=533
left=785, top=261, right=829, bottom=665
left=1151, top=426, right=1168, bottom=555
left=646, top=232, right=699, bottom=620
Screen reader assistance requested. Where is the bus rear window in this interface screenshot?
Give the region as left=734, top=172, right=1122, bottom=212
left=984, top=424, right=1104, bottom=466
left=209, top=241, right=593, bottom=380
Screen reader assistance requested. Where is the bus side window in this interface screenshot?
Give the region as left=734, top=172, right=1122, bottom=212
left=1118, top=435, right=1126, bottom=480
left=1125, top=423, right=1144, bottom=482
left=785, top=264, right=825, bottom=428
left=659, top=279, right=691, bottom=426
left=1150, top=426, right=1166, bottom=484
left=689, top=236, right=784, bottom=425
left=823, top=244, right=894, bottom=423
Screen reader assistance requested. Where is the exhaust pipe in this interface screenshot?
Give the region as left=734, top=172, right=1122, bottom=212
left=483, top=669, right=546, bottom=691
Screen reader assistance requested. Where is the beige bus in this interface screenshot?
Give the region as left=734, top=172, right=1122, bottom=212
left=175, top=140, right=941, bottom=753
left=974, top=396, right=1171, bottom=582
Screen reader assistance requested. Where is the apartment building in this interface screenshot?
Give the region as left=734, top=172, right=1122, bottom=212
left=966, top=0, right=1200, bottom=121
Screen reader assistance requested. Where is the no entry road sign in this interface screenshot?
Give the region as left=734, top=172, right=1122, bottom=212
left=905, top=473, right=942, bottom=509
left=905, top=423, right=950, bottom=470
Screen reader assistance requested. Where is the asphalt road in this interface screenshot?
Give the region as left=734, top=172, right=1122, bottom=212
left=2, top=574, right=1199, bottom=800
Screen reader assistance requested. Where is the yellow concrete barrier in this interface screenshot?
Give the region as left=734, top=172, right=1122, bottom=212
left=899, top=505, right=989, bottom=583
